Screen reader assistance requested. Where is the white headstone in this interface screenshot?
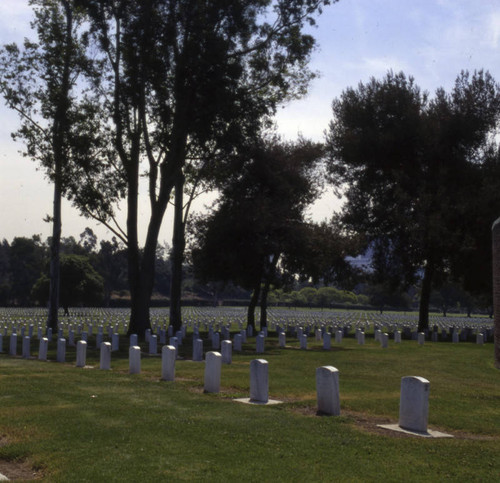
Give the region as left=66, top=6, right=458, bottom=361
left=452, top=331, right=459, bottom=343
left=272, top=332, right=283, bottom=350
left=100, top=341, right=112, bottom=370
left=204, top=351, right=221, bottom=393
left=38, top=337, right=48, bottom=361
left=418, top=333, right=425, bottom=345
left=221, top=340, right=232, bottom=364
left=358, top=331, right=365, bottom=345
left=76, top=340, right=87, bottom=367
left=22, top=336, right=30, bottom=359
left=476, top=333, right=484, bottom=345
left=381, top=333, right=389, bottom=349
left=129, top=345, right=141, bottom=374
left=323, top=332, right=331, bottom=350
left=161, top=345, right=176, bottom=381
left=149, top=334, right=158, bottom=354
left=335, top=330, right=343, bottom=344
left=300, top=334, right=308, bottom=350
left=57, top=338, right=66, bottom=363
left=192, top=338, right=203, bottom=361
left=399, top=376, right=430, bottom=433
left=111, top=333, right=119, bottom=351
left=130, top=334, right=138, bottom=347
left=250, top=359, right=269, bottom=403
left=233, top=333, right=243, bottom=352
left=394, top=331, right=402, bottom=343
left=316, top=366, right=340, bottom=416
left=256, top=334, right=265, bottom=354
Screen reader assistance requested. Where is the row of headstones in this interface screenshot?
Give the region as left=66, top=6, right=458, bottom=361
left=1, top=322, right=490, bottom=361
left=205, top=353, right=431, bottom=434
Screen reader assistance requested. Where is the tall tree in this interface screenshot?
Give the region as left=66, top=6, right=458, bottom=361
left=191, top=137, right=323, bottom=329
left=326, top=70, right=500, bottom=330
left=75, top=0, right=334, bottom=337
left=0, top=0, right=112, bottom=330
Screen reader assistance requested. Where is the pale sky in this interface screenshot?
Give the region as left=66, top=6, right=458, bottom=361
left=1, top=0, right=500, bottom=246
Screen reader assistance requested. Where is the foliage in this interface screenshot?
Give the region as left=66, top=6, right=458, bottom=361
left=191, top=136, right=324, bottom=325
left=326, top=70, right=500, bottom=329
left=269, top=285, right=368, bottom=307
left=8, top=236, right=47, bottom=306
left=32, top=254, right=104, bottom=308
left=59, top=0, right=336, bottom=336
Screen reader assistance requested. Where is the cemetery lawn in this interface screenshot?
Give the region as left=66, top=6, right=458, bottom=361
left=0, top=335, right=499, bottom=482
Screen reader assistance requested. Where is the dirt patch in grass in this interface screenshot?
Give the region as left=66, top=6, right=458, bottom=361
left=0, top=459, right=43, bottom=481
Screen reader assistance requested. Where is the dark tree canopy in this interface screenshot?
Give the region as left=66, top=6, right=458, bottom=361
left=32, top=254, right=104, bottom=309
left=191, top=137, right=324, bottom=327
left=326, top=70, right=500, bottom=330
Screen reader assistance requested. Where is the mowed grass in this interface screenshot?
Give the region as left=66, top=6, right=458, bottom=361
left=0, top=332, right=499, bottom=482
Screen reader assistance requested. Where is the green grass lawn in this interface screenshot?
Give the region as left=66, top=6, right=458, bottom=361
left=0, top=332, right=499, bottom=482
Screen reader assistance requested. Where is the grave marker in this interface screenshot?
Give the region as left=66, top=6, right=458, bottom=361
left=76, top=340, right=87, bottom=367
left=129, top=346, right=141, bottom=374
left=100, top=342, right=112, bottom=370
left=250, top=359, right=269, bottom=403
left=399, top=376, right=429, bottom=433
left=38, top=337, right=48, bottom=361
left=316, top=366, right=340, bottom=416
left=221, top=340, right=232, bottom=364
left=161, top=345, right=176, bottom=381
left=57, top=338, right=66, bottom=363
left=204, top=351, right=221, bottom=393
left=193, top=338, right=203, bottom=361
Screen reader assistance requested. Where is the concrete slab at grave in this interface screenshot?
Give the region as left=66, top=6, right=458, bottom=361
left=377, top=424, right=453, bottom=438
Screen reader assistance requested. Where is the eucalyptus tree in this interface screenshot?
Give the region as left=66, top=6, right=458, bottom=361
left=0, top=0, right=115, bottom=330
left=75, top=0, right=335, bottom=337
left=327, top=70, right=500, bottom=330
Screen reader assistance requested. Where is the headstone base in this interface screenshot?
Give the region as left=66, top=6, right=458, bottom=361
left=234, top=398, right=283, bottom=406
left=377, top=424, right=453, bottom=438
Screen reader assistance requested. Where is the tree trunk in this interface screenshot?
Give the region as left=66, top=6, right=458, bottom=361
left=492, top=217, right=500, bottom=369
left=247, top=283, right=261, bottom=329
left=260, top=254, right=279, bottom=331
left=260, top=281, right=270, bottom=330
left=126, top=152, right=151, bottom=338
left=47, top=176, right=62, bottom=332
left=418, top=258, right=435, bottom=332
left=169, top=174, right=185, bottom=333
left=47, top=1, right=72, bottom=333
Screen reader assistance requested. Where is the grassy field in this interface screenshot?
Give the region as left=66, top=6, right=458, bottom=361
left=0, top=329, right=499, bottom=482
